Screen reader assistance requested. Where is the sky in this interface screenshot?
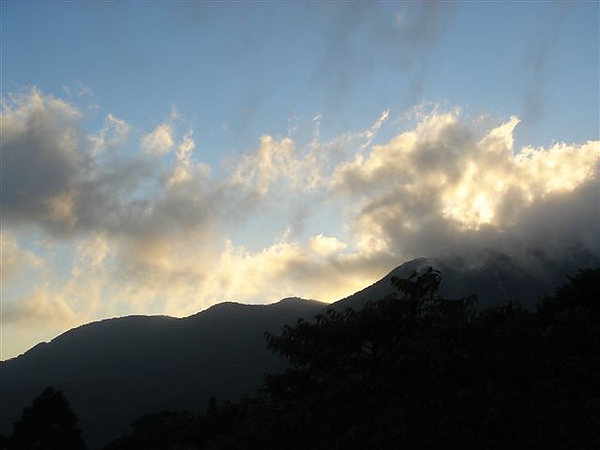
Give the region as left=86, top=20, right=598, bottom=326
left=1, top=1, right=599, bottom=361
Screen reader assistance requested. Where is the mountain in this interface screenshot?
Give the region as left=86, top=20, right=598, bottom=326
left=334, top=252, right=568, bottom=312
left=0, top=298, right=325, bottom=449
left=0, top=254, right=593, bottom=448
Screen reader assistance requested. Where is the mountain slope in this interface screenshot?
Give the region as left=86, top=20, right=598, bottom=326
left=334, top=252, right=584, bottom=312
left=0, top=298, right=325, bottom=449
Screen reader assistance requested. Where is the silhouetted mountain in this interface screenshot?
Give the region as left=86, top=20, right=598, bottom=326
left=0, top=298, right=325, bottom=449
left=0, top=254, right=594, bottom=448
left=335, top=251, right=592, bottom=312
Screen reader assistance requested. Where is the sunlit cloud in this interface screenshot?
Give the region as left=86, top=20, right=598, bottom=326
left=1, top=231, right=44, bottom=282
left=3, top=288, right=78, bottom=326
left=89, top=113, right=131, bottom=155
left=335, top=110, right=598, bottom=270
left=309, top=235, right=348, bottom=255
left=1, top=88, right=598, bottom=346
left=140, top=123, right=175, bottom=155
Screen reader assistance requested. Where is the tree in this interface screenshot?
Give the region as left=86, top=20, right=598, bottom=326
left=11, top=386, right=86, bottom=450
left=105, top=266, right=600, bottom=449
left=260, top=267, right=599, bottom=448
left=0, top=433, right=9, bottom=450
left=260, top=267, right=478, bottom=448
left=555, top=267, right=600, bottom=312
left=391, top=266, right=443, bottom=320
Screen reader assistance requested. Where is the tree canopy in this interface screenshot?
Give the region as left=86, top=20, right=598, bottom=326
left=8, top=386, right=86, bottom=450
left=105, top=267, right=599, bottom=449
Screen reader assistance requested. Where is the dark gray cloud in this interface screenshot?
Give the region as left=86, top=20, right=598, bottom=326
left=1, top=90, right=217, bottom=242
left=2, top=91, right=89, bottom=232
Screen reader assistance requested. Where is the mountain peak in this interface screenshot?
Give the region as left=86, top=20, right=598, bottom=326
left=276, top=297, right=318, bottom=305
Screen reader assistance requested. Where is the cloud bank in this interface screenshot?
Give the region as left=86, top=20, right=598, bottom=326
left=2, top=88, right=598, bottom=338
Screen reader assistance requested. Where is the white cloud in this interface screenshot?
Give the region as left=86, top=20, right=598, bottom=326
left=231, top=135, right=283, bottom=194
left=3, top=288, right=78, bottom=326
left=169, top=129, right=208, bottom=186
left=141, top=123, right=175, bottom=155
left=89, top=113, right=131, bottom=155
left=72, top=233, right=110, bottom=277
left=309, top=234, right=347, bottom=255
left=333, top=109, right=598, bottom=273
left=1, top=231, right=44, bottom=281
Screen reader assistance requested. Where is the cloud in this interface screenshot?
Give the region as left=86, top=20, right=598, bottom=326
left=231, top=135, right=300, bottom=196
left=89, top=113, right=131, bottom=155
left=2, top=89, right=88, bottom=232
left=141, top=123, right=175, bottom=155
left=1, top=231, right=44, bottom=282
left=1, top=89, right=215, bottom=240
left=332, top=108, right=598, bottom=272
left=2, top=88, right=597, bottom=341
left=169, top=130, right=207, bottom=186
left=310, top=235, right=347, bottom=255
left=181, top=237, right=386, bottom=308
left=1, top=89, right=223, bottom=324
left=521, top=3, right=567, bottom=125
left=3, top=288, right=78, bottom=326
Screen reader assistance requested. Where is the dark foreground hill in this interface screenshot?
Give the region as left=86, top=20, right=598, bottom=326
left=0, top=298, right=324, bottom=448
left=0, top=254, right=596, bottom=448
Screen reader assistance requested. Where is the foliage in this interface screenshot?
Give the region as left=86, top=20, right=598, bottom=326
left=105, top=267, right=600, bottom=449
left=104, top=411, right=196, bottom=450
left=7, top=386, right=86, bottom=450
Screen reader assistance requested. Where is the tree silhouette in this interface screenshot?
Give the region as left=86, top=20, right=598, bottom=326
left=260, top=267, right=599, bottom=449
left=0, top=432, right=9, bottom=450
left=104, top=267, right=600, bottom=449
left=11, top=386, right=85, bottom=450
left=391, top=266, right=442, bottom=320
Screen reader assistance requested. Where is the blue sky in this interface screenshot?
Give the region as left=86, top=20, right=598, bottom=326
left=6, top=2, right=598, bottom=150
left=2, top=1, right=599, bottom=360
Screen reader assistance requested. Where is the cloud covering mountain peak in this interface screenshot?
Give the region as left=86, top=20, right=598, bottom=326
left=2, top=88, right=598, bottom=360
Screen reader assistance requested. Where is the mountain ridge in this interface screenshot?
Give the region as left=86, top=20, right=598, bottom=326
left=0, top=296, right=328, bottom=447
